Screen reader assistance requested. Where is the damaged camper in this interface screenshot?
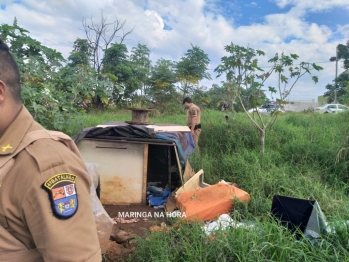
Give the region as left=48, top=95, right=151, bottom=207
left=73, top=109, right=195, bottom=206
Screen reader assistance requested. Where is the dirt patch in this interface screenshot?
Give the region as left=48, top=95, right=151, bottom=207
left=104, top=204, right=168, bottom=237
left=103, top=205, right=169, bottom=261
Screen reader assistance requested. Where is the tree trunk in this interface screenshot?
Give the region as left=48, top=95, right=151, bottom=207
left=261, top=129, right=265, bottom=156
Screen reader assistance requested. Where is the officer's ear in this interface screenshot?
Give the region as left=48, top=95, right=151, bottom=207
left=0, top=80, right=7, bottom=103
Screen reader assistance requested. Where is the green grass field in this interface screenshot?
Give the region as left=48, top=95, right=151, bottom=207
left=72, top=109, right=349, bottom=261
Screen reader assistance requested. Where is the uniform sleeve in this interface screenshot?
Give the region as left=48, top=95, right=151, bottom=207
left=21, top=141, right=101, bottom=262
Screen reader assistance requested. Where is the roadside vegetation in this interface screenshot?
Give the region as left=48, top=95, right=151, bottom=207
left=72, top=108, right=349, bottom=262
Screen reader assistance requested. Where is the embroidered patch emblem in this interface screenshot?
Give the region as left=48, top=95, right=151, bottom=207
left=42, top=173, right=78, bottom=219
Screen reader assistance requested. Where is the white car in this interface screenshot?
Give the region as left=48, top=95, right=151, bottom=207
left=248, top=104, right=285, bottom=114
left=247, top=107, right=268, bottom=114
left=315, top=104, right=349, bottom=114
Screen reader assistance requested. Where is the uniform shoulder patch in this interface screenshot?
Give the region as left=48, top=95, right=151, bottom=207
left=42, top=173, right=78, bottom=219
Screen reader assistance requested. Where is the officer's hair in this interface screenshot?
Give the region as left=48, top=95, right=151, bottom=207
left=182, top=97, right=192, bottom=104
left=0, top=38, right=22, bottom=103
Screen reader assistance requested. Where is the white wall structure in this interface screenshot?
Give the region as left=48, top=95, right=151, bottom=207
left=284, top=99, right=319, bottom=112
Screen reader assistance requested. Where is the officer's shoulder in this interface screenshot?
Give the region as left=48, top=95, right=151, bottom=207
left=24, top=138, right=73, bottom=173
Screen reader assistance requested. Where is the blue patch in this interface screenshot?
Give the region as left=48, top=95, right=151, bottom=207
left=42, top=173, right=78, bottom=219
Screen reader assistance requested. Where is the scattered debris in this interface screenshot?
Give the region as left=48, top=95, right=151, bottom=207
left=110, top=228, right=135, bottom=244
left=202, top=214, right=255, bottom=235
left=105, top=241, right=123, bottom=261
left=113, top=217, right=140, bottom=224
left=149, top=222, right=170, bottom=232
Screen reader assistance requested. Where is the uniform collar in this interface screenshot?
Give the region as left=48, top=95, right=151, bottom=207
left=0, top=106, right=34, bottom=155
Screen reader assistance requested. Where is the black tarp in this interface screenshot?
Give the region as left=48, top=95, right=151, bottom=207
left=271, top=195, right=316, bottom=238
left=72, top=125, right=158, bottom=144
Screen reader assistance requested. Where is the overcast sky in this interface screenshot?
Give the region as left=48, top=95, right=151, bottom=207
left=1, top=0, right=348, bottom=101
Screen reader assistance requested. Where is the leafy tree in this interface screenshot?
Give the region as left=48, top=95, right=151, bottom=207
left=1, top=20, right=119, bottom=130
left=102, top=43, right=141, bottom=104
left=67, top=38, right=92, bottom=67
left=215, top=43, right=322, bottom=155
left=330, top=41, right=349, bottom=70
left=324, top=72, right=349, bottom=104
left=197, top=84, right=228, bottom=110
left=176, top=44, right=211, bottom=97
left=147, top=58, right=179, bottom=113
left=130, top=43, right=151, bottom=105
left=325, top=40, right=349, bottom=103
left=0, top=20, right=76, bottom=132
left=58, top=65, right=117, bottom=110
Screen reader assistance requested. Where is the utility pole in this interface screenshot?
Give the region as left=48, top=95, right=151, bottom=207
left=334, top=45, right=338, bottom=103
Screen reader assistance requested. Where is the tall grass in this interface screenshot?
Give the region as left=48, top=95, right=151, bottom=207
left=70, top=108, right=349, bottom=261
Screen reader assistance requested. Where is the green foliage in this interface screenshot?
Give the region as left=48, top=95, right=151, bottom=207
left=324, top=71, right=349, bottom=104
left=176, top=44, right=211, bottom=97
left=214, top=43, right=323, bottom=155
left=0, top=20, right=80, bottom=132
left=330, top=41, right=349, bottom=70
left=129, top=217, right=349, bottom=262
left=325, top=40, right=349, bottom=103
left=0, top=21, right=121, bottom=132
left=102, top=42, right=144, bottom=103
left=68, top=38, right=92, bottom=67
left=146, top=58, right=182, bottom=113
left=59, top=65, right=118, bottom=110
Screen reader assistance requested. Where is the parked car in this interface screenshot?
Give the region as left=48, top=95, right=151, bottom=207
left=248, top=104, right=285, bottom=114
left=315, top=104, right=349, bottom=113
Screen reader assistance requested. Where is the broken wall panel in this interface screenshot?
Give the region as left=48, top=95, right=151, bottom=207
left=77, top=139, right=146, bottom=205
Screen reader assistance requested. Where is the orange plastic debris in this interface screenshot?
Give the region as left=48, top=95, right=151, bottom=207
left=176, top=182, right=250, bottom=221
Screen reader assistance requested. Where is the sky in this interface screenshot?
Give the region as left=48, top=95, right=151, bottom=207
left=0, top=0, right=348, bottom=102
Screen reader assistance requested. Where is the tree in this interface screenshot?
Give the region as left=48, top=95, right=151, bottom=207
left=83, top=11, right=134, bottom=74
left=215, top=43, right=323, bottom=155
left=102, top=42, right=141, bottom=104
left=1, top=20, right=119, bottom=130
left=0, top=20, right=75, bottom=131
left=67, top=38, right=92, bottom=67
left=176, top=44, right=211, bottom=98
left=325, top=40, right=349, bottom=103
left=324, top=72, right=349, bottom=104
left=330, top=41, right=349, bottom=70
left=130, top=43, right=151, bottom=105
left=147, top=58, right=178, bottom=112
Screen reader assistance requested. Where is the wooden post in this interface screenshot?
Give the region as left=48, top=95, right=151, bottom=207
left=142, top=144, right=148, bottom=204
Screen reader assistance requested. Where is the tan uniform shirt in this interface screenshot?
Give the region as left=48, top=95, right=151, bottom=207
left=186, top=103, right=201, bottom=127
left=0, top=106, right=101, bottom=262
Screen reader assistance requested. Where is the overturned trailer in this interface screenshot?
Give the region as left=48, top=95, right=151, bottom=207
left=73, top=113, right=195, bottom=206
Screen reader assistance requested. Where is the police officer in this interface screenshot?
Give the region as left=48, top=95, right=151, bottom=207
left=183, top=97, right=201, bottom=149
left=0, top=39, right=101, bottom=261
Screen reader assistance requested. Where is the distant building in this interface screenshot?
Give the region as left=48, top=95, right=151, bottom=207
left=284, top=99, right=318, bottom=112
left=317, top=96, right=328, bottom=106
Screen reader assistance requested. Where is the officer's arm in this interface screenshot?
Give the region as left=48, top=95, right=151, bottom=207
left=22, top=142, right=101, bottom=262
